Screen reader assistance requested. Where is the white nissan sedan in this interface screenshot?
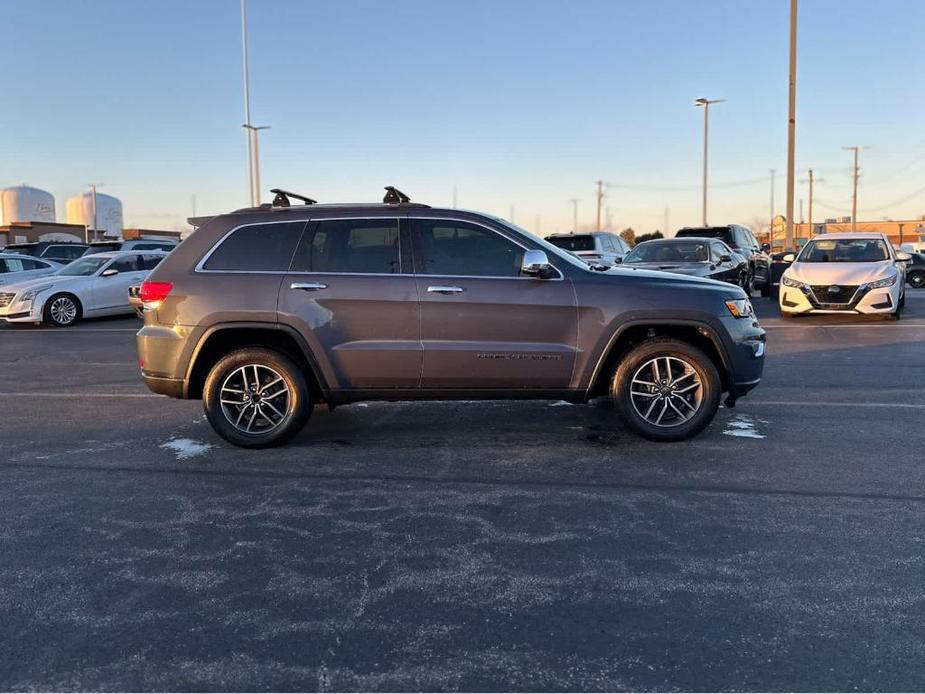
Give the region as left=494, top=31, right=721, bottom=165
left=779, top=233, right=910, bottom=319
left=0, top=251, right=167, bottom=327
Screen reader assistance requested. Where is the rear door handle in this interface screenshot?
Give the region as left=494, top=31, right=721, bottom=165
left=427, top=285, right=465, bottom=294
left=290, top=282, right=328, bottom=291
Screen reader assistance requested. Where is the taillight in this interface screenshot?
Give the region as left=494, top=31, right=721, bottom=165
left=139, top=281, right=173, bottom=303
left=139, top=281, right=173, bottom=310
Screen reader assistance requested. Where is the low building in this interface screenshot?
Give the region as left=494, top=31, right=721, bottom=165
left=1, top=222, right=184, bottom=247
left=762, top=217, right=925, bottom=250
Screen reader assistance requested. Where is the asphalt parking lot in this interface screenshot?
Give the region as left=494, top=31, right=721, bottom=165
left=2, top=293, right=924, bottom=691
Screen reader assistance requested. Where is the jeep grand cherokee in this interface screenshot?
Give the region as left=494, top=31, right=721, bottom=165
left=137, top=188, right=765, bottom=448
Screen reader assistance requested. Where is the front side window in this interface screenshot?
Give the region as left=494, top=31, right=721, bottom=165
left=414, top=220, right=524, bottom=277
left=142, top=254, right=164, bottom=270
left=798, top=238, right=890, bottom=263
left=291, top=219, right=400, bottom=274
left=109, top=255, right=145, bottom=273
left=203, top=221, right=305, bottom=271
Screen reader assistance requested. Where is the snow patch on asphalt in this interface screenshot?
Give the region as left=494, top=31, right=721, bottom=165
left=160, top=438, right=213, bottom=460
left=548, top=400, right=573, bottom=407
left=723, top=415, right=766, bottom=439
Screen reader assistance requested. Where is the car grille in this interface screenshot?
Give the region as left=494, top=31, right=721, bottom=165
left=0, top=292, right=15, bottom=308
left=810, top=284, right=859, bottom=305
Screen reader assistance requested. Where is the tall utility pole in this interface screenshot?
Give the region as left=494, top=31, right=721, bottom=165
left=243, top=124, right=270, bottom=204
left=241, top=0, right=255, bottom=207
left=535, top=215, right=541, bottom=234
left=568, top=198, right=578, bottom=232
left=509, top=205, right=515, bottom=224
left=801, top=168, right=823, bottom=235
left=695, top=97, right=726, bottom=226
left=452, top=185, right=457, bottom=208
left=842, top=146, right=862, bottom=232
left=594, top=180, right=605, bottom=231
left=768, top=169, right=776, bottom=246
left=664, top=206, right=669, bottom=236
left=784, top=0, right=798, bottom=250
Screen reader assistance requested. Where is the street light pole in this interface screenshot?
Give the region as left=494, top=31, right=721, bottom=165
left=87, top=183, right=102, bottom=241
left=695, top=97, right=725, bottom=227
left=568, top=198, right=578, bottom=232
left=243, top=124, right=270, bottom=204
left=594, top=180, right=605, bottom=231
left=842, top=146, right=862, bottom=232
left=785, top=0, right=798, bottom=251
left=241, top=0, right=255, bottom=207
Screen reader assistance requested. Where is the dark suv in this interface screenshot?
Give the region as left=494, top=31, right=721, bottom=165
left=137, top=189, right=765, bottom=447
left=675, top=225, right=771, bottom=296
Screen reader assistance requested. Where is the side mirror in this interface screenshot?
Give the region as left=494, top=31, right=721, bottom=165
left=521, top=249, right=553, bottom=277
left=895, top=251, right=912, bottom=262
left=613, top=256, right=623, bottom=264
left=782, top=253, right=796, bottom=263
left=761, top=243, right=771, bottom=252
left=101, top=268, right=119, bottom=277
left=719, top=254, right=733, bottom=263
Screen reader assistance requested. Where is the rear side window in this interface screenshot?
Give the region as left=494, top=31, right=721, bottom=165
left=109, top=255, right=145, bottom=273
left=203, top=222, right=305, bottom=271
left=43, top=245, right=87, bottom=261
left=546, top=235, right=595, bottom=252
left=142, top=254, right=164, bottom=270
left=292, top=219, right=400, bottom=274
left=135, top=242, right=175, bottom=251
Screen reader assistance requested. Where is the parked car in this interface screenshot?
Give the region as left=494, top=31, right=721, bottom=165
left=779, top=233, right=910, bottom=319
left=621, top=238, right=748, bottom=287
left=768, top=251, right=794, bottom=298
left=0, top=251, right=167, bottom=327
left=136, top=187, right=765, bottom=447
left=675, top=225, right=771, bottom=296
left=905, top=252, right=925, bottom=289
left=1, top=241, right=89, bottom=264
left=83, top=238, right=179, bottom=255
left=128, top=283, right=143, bottom=317
left=0, top=254, right=62, bottom=286
left=544, top=232, right=631, bottom=267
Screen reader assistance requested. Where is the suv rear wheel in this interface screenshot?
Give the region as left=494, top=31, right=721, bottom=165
left=203, top=347, right=311, bottom=448
left=610, top=338, right=721, bottom=442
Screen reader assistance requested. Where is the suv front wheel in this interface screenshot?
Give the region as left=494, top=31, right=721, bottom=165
left=203, top=347, right=312, bottom=448
left=610, top=338, right=721, bottom=442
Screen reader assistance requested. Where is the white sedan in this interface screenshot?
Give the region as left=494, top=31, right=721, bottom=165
left=0, top=251, right=167, bottom=327
left=0, top=254, right=62, bottom=286
left=779, top=233, right=910, bottom=319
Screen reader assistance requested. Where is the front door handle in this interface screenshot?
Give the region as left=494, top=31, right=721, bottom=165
left=290, top=282, right=328, bottom=291
left=427, top=285, right=465, bottom=294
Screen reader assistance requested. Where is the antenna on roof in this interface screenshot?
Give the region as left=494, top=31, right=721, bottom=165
left=383, top=186, right=410, bottom=204
left=270, top=189, right=317, bottom=207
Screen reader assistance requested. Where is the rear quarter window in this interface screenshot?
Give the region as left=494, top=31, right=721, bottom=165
left=202, top=222, right=306, bottom=271
left=547, top=235, right=595, bottom=252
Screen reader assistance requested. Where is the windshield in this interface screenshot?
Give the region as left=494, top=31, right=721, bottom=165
left=488, top=217, right=590, bottom=271
left=797, top=238, right=889, bottom=263
left=56, top=256, right=109, bottom=276
left=546, top=235, right=595, bottom=252
left=624, top=241, right=709, bottom=263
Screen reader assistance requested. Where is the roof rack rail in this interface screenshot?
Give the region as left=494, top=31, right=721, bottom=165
left=270, top=188, right=317, bottom=207
left=383, top=186, right=411, bottom=204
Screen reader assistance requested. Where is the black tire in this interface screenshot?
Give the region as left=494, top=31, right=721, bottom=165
left=739, top=269, right=753, bottom=294
left=203, top=347, right=312, bottom=448
left=909, top=271, right=925, bottom=289
left=610, top=338, right=721, bottom=442
left=759, top=275, right=771, bottom=298
left=43, top=293, right=82, bottom=327
left=890, top=291, right=905, bottom=320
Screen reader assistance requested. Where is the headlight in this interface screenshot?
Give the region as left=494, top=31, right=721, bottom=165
left=724, top=298, right=754, bottom=319
left=781, top=275, right=803, bottom=288
left=867, top=274, right=896, bottom=289
left=19, top=289, right=40, bottom=302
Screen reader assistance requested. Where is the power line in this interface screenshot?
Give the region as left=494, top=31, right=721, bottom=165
left=603, top=176, right=768, bottom=192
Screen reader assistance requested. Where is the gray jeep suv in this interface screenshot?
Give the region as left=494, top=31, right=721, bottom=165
left=137, top=188, right=765, bottom=448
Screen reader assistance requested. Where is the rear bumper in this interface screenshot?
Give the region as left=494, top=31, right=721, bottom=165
left=143, top=375, right=185, bottom=398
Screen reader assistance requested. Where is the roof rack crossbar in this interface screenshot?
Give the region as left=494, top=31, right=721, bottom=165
left=383, top=186, right=411, bottom=204
left=270, top=188, right=317, bottom=207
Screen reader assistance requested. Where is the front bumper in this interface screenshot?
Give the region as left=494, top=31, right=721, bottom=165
left=779, top=283, right=899, bottom=314
left=0, top=295, right=44, bottom=323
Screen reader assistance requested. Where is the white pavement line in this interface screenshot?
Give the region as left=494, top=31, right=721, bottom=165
left=0, top=392, right=159, bottom=398
left=746, top=400, right=925, bottom=409
left=0, top=328, right=138, bottom=333
left=762, top=323, right=925, bottom=329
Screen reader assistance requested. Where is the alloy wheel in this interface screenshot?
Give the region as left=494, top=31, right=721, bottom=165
left=50, top=297, right=77, bottom=325
left=219, top=364, right=291, bottom=434
left=629, top=356, right=703, bottom=428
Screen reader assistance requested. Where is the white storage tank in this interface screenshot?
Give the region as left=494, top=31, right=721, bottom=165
left=66, top=192, right=124, bottom=239
left=0, top=185, right=57, bottom=225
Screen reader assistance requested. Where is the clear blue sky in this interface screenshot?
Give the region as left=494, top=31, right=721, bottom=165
left=3, top=0, right=924, bottom=235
